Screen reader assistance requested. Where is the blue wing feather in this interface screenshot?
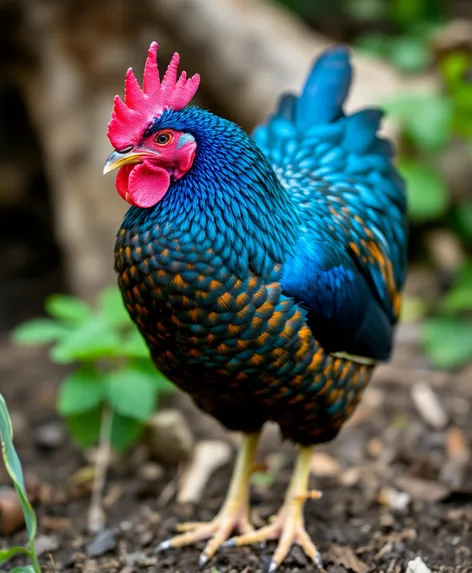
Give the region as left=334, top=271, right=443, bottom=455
left=253, top=45, right=408, bottom=361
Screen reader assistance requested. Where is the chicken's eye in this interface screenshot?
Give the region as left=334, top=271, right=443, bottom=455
left=155, top=132, right=172, bottom=145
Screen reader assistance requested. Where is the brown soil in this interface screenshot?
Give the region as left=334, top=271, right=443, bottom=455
left=1, top=331, right=472, bottom=573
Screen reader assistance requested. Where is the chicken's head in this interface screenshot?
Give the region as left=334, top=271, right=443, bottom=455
left=103, top=42, right=200, bottom=208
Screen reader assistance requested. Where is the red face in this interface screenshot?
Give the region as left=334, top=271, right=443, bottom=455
left=104, top=129, right=196, bottom=208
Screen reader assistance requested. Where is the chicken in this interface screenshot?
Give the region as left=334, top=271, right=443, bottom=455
left=104, top=42, right=407, bottom=571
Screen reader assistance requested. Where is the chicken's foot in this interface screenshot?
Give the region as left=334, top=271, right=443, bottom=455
left=156, top=432, right=260, bottom=565
left=224, top=445, right=324, bottom=572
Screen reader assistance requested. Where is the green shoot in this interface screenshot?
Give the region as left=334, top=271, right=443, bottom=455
left=0, top=394, right=41, bottom=573
left=12, top=286, right=174, bottom=453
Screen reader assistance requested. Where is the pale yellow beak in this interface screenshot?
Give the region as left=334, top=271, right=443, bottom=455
left=103, top=149, right=150, bottom=175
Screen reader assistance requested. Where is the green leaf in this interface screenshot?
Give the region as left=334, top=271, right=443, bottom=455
left=443, top=286, right=472, bottom=313
left=391, top=0, right=426, bottom=25
left=406, top=97, right=452, bottom=151
left=98, top=286, right=130, bottom=329
left=65, top=407, right=102, bottom=449
left=455, top=261, right=472, bottom=285
left=12, top=318, right=68, bottom=345
left=104, top=367, right=157, bottom=421
left=355, top=34, right=392, bottom=58
left=454, top=202, right=472, bottom=241
left=154, top=373, right=176, bottom=395
left=50, top=316, right=121, bottom=363
left=0, top=546, right=32, bottom=564
left=345, top=0, right=387, bottom=21
left=110, top=412, right=144, bottom=452
left=443, top=262, right=472, bottom=312
left=121, top=329, right=151, bottom=359
left=398, top=160, right=448, bottom=222
left=0, top=394, right=37, bottom=546
left=388, top=36, right=431, bottom=74
left=383, top=94, right=452, bottom=150
left=440, top=52, right=472, bottom=92
left=423, top=317, right=472, bottom=368
left=45, top=294, right=92, bottom=325
left=251, top=471, right=276, bottom=488
left=8, top=567, right=37, bottom=573
left=400, top=296, right=429, bottom=322
left=57, top=366, right=106, bottom=415
left=128, top=359, right=175, bottom=394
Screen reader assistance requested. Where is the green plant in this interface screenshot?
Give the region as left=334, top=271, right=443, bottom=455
left=12, top=287, right=174, bottom=452
left=351, top=0, right=444, bottom=74
left=0, top=394, right=41, bottom=573
left=422, top=262, right=472, bottom=369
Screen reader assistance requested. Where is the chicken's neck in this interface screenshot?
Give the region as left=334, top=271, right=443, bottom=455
left=122, top=114, right=300, bottom=280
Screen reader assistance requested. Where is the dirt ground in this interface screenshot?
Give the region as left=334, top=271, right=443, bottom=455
left=1, top=327, right=472, bottom=573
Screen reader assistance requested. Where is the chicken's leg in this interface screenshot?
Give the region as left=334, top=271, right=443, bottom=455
left=156, top=432, right=260, bottom=565
left=224, top=445, right=323, bottom=572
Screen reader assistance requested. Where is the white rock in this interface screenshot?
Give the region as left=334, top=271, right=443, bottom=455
left=406, top=556, right=432, bottom=573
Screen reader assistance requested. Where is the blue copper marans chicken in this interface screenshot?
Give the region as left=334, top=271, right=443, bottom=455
left=104, top=42, right=407, bottom=571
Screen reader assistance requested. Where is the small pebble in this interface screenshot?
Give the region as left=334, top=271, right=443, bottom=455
left=125, top=551, right=158, bottom=567
left=139, top=461, right=164, bottom=481
left=145, top=409, right=194, bottom=465
left=411, top=382, right=448, bottom=430
left=0, top=487, right=25, bottom=534
left=378, top=487, right=410, bottom=512
left=87, top=528, right=117, bottom=557
left=139, top=530, right=154, bottom=546
left=406, top=556, right=432, bottom=573
left=35, top=534, right=60, bottom=555
left=310, top=451, right=340, bottom=477
left=379, top=512, right=395, bottom=529
left=35, top=422, right=65, bottom=450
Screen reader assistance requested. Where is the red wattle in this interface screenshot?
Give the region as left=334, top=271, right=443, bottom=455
left=116, top=162, right=171, bottom=208
left=116, top=164, right=134, bottom=202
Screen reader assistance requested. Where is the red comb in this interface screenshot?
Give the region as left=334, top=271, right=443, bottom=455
left=107, top=42, right=200, bottom=149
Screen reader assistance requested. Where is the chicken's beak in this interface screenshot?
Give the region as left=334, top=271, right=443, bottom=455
left=103, top=149, right=149, bottom=175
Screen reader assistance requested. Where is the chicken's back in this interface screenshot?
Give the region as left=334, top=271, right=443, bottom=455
left=254, top=46, right=407, bottom=362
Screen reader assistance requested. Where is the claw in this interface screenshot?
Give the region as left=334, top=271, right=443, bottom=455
left=155, top=539, right=172, bottom=553
left=221, top=537, right=236, bottom=548
left=227, top=445, right=323, bottom=571
left=199, top=552, right=209, bottom=567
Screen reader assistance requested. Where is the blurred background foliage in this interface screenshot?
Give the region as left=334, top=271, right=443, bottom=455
left=274, top=0, right=472, bottom=368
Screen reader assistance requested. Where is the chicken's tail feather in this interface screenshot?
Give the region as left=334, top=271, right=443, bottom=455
left=272, top=46, right=393, bottom=158
left=294, top=45, right=351, bottom=130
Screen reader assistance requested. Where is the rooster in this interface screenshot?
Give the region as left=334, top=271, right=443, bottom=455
left=104, top=42, right=407, bottom=571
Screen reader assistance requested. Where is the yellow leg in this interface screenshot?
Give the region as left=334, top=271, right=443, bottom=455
left=225, top=445, right=323, bottom=572
left=156, top=432, right=260, bottom=565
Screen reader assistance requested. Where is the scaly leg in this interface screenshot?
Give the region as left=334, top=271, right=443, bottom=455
left=156, top=432, right=260, bottom=566
left=224, top=445, right=323, bottom=572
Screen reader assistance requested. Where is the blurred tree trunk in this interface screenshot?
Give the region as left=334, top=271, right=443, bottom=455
left=6, top=0, right=435, bottom=299
left=148, top=0, right=436, bottom=134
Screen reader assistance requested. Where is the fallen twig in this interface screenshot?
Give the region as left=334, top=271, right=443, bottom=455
left=177, top=440, right=232, bottom=504
left=411, top=381, right=448, bottom=429
left=88, top=406, right=113, bottom=533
